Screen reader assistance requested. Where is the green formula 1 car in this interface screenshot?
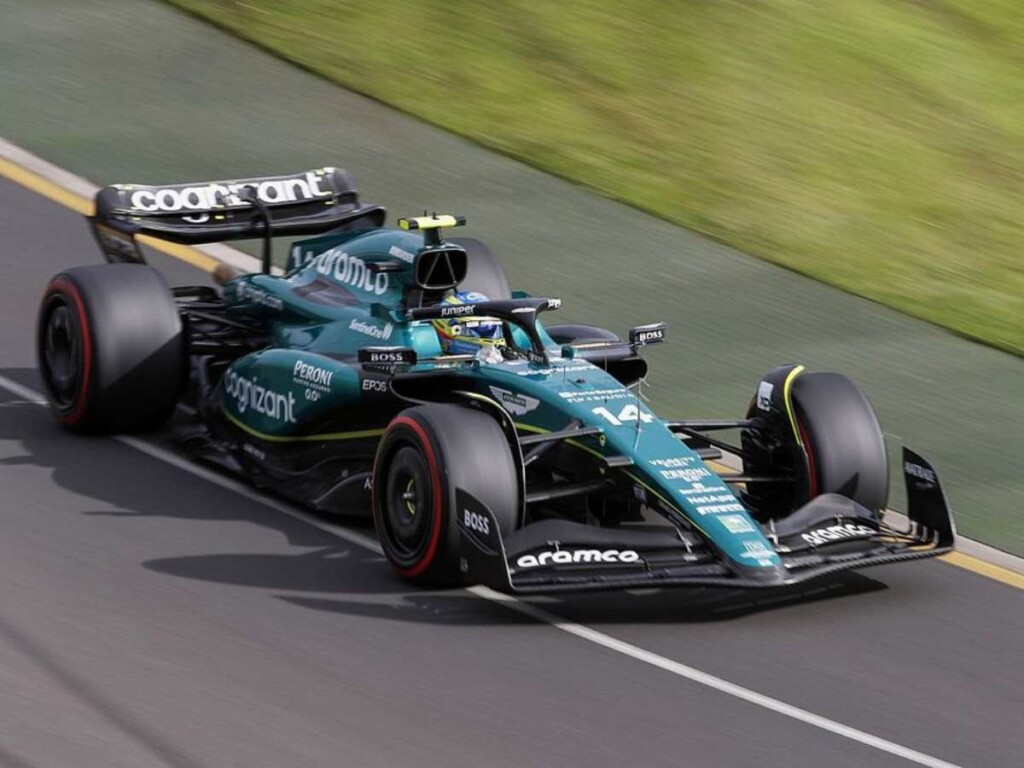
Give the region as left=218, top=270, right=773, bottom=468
left=36, top=167, right=955, bottom=592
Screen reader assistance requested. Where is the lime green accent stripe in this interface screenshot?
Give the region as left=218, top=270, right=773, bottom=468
left=566, top=438, right=604, bottom=460
left=781, top=365, right=806, bottom=448
left=222, top=408, right=384, bottom=443
left=514, top=422, right=546, bottom=434
left=513, top=422, right=606, bottom=461
left=456, top=390, right=502, bottom=409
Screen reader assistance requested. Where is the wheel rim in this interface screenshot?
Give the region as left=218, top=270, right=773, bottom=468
left=383, top=445, right=433, bottom=562
left=42, top=299, right=82, bottom=410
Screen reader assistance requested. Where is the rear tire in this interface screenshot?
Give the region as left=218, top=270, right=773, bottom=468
left=451, top=238, right=511, bottom=300
left=372, top=404, right=520, bottom=586
left=36, top=264, right=185, bottom=433
left=545, top=324, right=620, bottom=344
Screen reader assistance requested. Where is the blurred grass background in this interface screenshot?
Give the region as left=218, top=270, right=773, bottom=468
left=171, top=0, right=1024, bottom=355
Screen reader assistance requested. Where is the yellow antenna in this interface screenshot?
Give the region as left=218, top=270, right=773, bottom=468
left=398, top=214, right=466, bottom=231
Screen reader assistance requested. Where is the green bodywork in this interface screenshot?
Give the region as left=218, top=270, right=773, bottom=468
left=219, top=226, right=782, bottom=571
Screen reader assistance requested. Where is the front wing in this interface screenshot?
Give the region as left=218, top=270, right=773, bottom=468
left=457, top=448, right=955, bottom=594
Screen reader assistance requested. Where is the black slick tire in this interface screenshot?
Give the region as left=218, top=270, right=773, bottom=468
left=372, top=404, right=520, bottom=586
left=36, top=264, right=185, bottom=433
left=544, top=324, right=620, bottom=344
left=790, top=372, right=889, bottom=513
left=451, top=237, right=511, bottom=300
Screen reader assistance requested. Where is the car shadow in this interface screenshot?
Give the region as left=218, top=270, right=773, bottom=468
left=1, top=365, right=890, bottom=625
left=0, top=367, right=397, bottom=596
left=276, top=570, right=887, bottom=626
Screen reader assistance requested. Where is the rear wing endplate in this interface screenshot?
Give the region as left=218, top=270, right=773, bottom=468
left=89, top=167, right=386, bottom=264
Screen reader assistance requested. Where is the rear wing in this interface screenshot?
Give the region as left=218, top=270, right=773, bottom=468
left=89, top=167, right=386, bottom=264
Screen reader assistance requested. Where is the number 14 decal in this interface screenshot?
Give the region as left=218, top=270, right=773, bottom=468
left=591, top=404, right=654, bottom=426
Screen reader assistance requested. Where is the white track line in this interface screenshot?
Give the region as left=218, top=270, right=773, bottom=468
left=5, top=133, right=1022, bottom=580
left=4, top=134, right=1022, bottom=577
left=0, top=374, right=960, bottom=768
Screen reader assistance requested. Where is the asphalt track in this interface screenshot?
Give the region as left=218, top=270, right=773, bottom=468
left=2, top=175, right=1024, bottom=767
left=1, top=0, right=1023, bottom=552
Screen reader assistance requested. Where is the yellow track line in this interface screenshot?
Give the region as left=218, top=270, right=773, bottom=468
left=0, top=156, right=218, bottom=272
left=941, top=552, right=1024, bottom=590
left=1, top=152, right=1020, bottom=591
left=0, top=155, right=92, bottom=215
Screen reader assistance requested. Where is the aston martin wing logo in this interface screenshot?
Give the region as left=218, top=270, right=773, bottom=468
left=489, top=386, right=540, bottom=416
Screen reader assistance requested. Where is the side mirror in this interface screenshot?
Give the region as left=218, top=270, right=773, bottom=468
left=629, top=322, right=667, bottom=347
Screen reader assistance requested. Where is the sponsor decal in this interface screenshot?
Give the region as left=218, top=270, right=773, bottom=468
left=223, top=370, right=296, bottom=423
left=545, top=298, right=562, bottom=310
left=489, top=386, right=540, bottom=416
left=801, top=523, right=875, bottom=547
left=289, top=247, right=318, bottom=271
left=388, top=245, right=416, bottom=263
left=359, top=347, right=416, bottom=364
left=349, top=318, right=394, bottom=341
left=515, top=364, right=590, bottom=377
left=650, top=456, right=696, bottom=469
left=236, top=283, right=284, bottom=311
left=740, top=541, right=774, bottom=560
left=440, top=303, right=476, bottom=318
left=634, top=328, right=664, bottom=344
left=695, top=503, right=746, bottom=515
left=462, top=509, right=490, bottom=536
left=629, top=322, right=667, bottom=345
left=242, top=443, right=266, bottom=461
left=128, top=171, right=331, bottom=214
left=678, top=484, right=715, bottom=495
left=370, top=351, right=405, bottom=363
left=558, top=387, right=632, bottom=404
left=719, top=514, right=755, bottom=534
left=313, top=249, right=389, bottom=296
left=591, top=404, right=655, bottom=426
left=293, top=360, right=335, bottom=390
left=659, top=467, right=712, bottom=482
left=756, top=381, right=774, bottom=411
left=685, top=493, right=736, bottom=505
left=904, top=461, right=937, bottom=486
left=361, top=378, right=389, bottom=393
left=516, top=549, right=641, bottom=569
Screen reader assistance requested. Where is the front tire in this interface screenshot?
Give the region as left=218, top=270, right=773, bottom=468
left=37, top=264, right=185, bottom=433
left=372, top=404, right=520, bottom=586
left=791, top=372, right=888, bottom=512
left=741, top=372, right=888, bottom=519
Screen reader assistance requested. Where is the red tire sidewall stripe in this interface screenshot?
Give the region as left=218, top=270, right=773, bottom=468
left=47, top=279, right=92, bottom=425
left=386, top=416, right=445, bottom=579
left=797, top=416, right=819, bottom=499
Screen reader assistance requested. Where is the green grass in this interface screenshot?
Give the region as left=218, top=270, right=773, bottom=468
left=170, top=0, right=1024, bottom=355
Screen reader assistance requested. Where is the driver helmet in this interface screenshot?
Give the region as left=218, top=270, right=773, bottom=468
left=432, top=290, right=505, bottom=355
